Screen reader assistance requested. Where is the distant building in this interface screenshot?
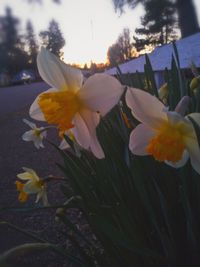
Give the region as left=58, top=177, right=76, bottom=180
left=105, top=33, right=200, bottom=88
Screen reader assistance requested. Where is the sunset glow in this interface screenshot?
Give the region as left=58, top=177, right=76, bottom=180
left=0, top=0, right=144, bottom=65
left=0, top=0, right=200, bottom=65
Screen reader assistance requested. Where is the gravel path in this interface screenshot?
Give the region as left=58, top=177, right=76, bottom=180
left=0, top=84, right=79, bottom=267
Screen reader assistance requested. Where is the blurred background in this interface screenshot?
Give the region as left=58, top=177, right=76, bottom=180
left=0, top=0, right=199, bottom=86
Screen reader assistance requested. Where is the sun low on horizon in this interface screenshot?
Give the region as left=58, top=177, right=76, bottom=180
left=0, top=0, right=144, bottom=66
left=60, top=0, right=144, bottom=65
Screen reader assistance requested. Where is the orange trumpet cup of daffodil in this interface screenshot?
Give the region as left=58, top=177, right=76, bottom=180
left=126, top=88, right=200, bottom=174
left=30, top=48, right=124, bottom=158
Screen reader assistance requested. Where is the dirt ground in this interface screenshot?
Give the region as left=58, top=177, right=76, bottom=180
left=0, top=103, right=82, bottom=266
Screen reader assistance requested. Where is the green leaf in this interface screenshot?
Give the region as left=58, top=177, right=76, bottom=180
left=90, top=214, right=164, bottom=261
left=144, top=54, right=158, bottom=97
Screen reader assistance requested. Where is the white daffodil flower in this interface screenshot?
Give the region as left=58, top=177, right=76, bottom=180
left=126, top=88, right=200, bottom=174
left=16, top=167, right=48, bottom=205
left=22, top=119, right=47, bottom=149
left=29, top=48, right=124, bottom=158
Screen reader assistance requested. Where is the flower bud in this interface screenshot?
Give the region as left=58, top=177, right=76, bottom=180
left=158, top=83, right=168, bottom=104
left=190, top=76, right=200, bottom=92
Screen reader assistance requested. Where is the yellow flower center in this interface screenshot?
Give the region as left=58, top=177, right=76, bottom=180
left=147, top=122, right=185, bottom=162
left=36, top=180, right=44, bottom=188
left=34, top=129, right=41, bottom=137
left=38, top=90, right=83, bottom=134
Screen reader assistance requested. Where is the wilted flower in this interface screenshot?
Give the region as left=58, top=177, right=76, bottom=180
left=29, top=48, right=123, bottom=158
left=16, top=167, right=48, bottom=205
left=22, top=119, right=47, bottom=149
left=126, top=88, right=200, bottom=174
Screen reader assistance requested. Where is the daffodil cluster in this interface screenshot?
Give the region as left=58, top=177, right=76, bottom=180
left=18, top=48, right=200, bottom=205
left=22, top=119, right=47, bottom=149
left=126, top=89, right=200, bottom=174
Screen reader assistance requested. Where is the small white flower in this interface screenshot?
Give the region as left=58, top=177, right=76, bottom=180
left=22, top=119, right=47, bottom=149
left=16, top=167, right=48, bottom=205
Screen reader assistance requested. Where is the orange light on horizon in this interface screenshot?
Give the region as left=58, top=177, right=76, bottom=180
left=63, top=57, right=108, bottom=69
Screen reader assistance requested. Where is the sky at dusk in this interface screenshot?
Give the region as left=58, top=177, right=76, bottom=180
left=0, top=0, right=200, bottom=65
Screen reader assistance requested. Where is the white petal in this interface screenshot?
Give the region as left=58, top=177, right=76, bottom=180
left=126, top=88, right=167, bottom=128
left=41, top=131, right=47, bottom=138
left=23, top=119, right=36, bottom=129
left=38, top=143, right=44, bottom=149
left=129, top=123, right=155, bottom=155
left=187, top=113, right=200, bottom=126
left=72, top=113, right=90, bottom=149
left=175, top=96, right=190, bottom=116
left=89, top=135, right=105, bottom=159
left=37, top=47, right=83, bottom=90
left=79, top=109, right=104, bottom=159
left=185, top=134, right=200, bottom=175
left=59, top=139, right=70, bottom=150
left=35, top=190, right=48, bottom=205
left=17, top=168, right=39, bottom=181
left=33, top=137, right=43, bottom=149
left=165, top=150, right=189, bottom=168
left=22, top=168, right=39, bottom=181
left=79, top=73, right=124, bottom=116
left=22, top=130, right=34, bottom=141
left=29, top=95, right=45, bottom=121
left=29, top=88, right=56, bottom=121
left=17, top=172, right=32, bottom=180
left=38, top=130, right=46, bottom=142
left=35, top=191, right=43, bottom=203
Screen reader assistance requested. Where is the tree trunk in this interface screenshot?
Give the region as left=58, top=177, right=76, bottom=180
left=176, top=0, right=199, bottom=38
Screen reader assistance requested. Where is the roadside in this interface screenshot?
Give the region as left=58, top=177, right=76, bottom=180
left=0, top=85, right=73, bottom=267
left=0, top=82, right=49, bottom=116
